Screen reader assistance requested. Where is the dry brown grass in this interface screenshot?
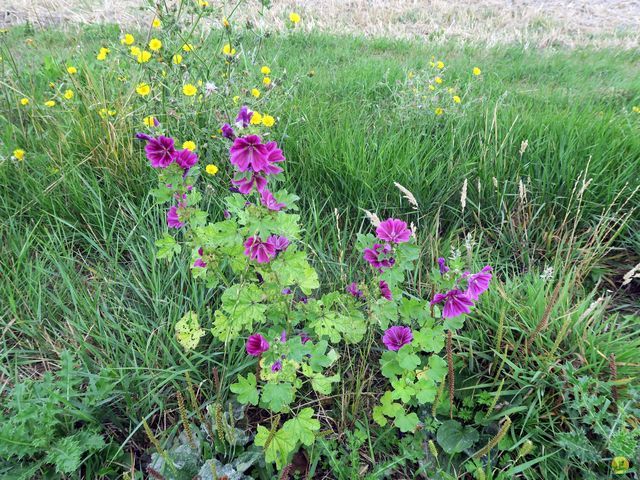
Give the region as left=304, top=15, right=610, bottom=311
left=2, top=0, right=640, bottom=48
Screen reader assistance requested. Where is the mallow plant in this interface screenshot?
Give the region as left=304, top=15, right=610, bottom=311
left=139, top=105, right=493, bottom=472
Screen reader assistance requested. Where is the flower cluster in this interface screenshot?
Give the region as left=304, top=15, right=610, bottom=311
left=430, top=262, right=492, bottom=318
left=362, top=218, right=412, bottom=273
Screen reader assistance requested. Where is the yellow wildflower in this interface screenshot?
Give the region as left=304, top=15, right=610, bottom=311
left=435, top=76, right=442, bottom=84
left=20, top=97, right=29, bottom=106
left=44, top=100, right=56, bottom=107
left=262, top=77, right=271, bottom=86
left=137, top=51, right=152, bottom=63
left=435, top=107, right=443, bottom=115
left=222, top=17, right=230, bottom=28
left=251, top=88, right=260, bottom=98
left=13, top=149, right=25, bottom=161
left=250, top=112, right=263, bottom=124
left=261, top=66, right=271, bottom=75
left=183, top=84, right=197, bottom=96
left=67, top=66, right=77, bottom=74
left=143, top=116, right=156, bottom=127
left=63, top=89, right=74, bottom=100
left=182, top=140, right=196, bottom=151
left=172, top=54, right=183, bottom=65
left=183, top=43, right=194, bottom=52
left=149, top=38, right=162, bottom=51
left=232, top=95, right=240, bottom=104
left=152, top=18, right=162, bottom=28
left=262, top=115, right=275, bottom=127
left=436, top=61, right=444, bottom=69
left=289, top=12, right=300, bottom=23
left=136, top=83, right=151, bottom=96
left=205, top=164, right=219, bottom=175
left=121, top=33, right=135, bottom=45
left=453, top=95, right=461, bottom=104
left=473, top=67, right=481, bottom=75
left=222, top=44, right=236, bottom=56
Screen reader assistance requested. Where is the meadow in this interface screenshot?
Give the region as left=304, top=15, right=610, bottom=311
left=1, top=7, right=639, bottom=480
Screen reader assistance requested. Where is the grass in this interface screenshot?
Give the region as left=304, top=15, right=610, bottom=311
left=1, top=19, right=639, bottom=479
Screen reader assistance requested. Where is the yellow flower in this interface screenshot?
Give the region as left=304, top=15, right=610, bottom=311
left=44, top=100, right=56, bottom=107
left=137, top=50, right=152, bottom=63
left=408, top=71, right=414, bottom=79
left=149, top=38, right=162, bottom=51
left=435, top=76, right=442, bottom=84
left=436, top=61, right=444, bottom=69
left=429, top=61, right=435, bottom=68
left=172, top=54, right=183, bottom=65
left=428, top=84, right=435, bottom=91
left=121, top=33, right=135, bottom=45
left=435, top=107, right=443, bottom=115
left=262, top=114, right=275, bottom=127
left=20, top=97, right=29, bottom=106
left=447, top=87, right=454, bottom=94
left=473, top=67, right=481, bottom=76
left=143, top=116, right=156, bottom=127
left=205, top=164, right=219, bottom=175
left=222, top=44, right=236, bottom=56
left=611, top=457, right=629, bottom=474
left=632, top=106, right=640, bottom=113
left=152, top=18, right=162, bottom=28
left=183, top=43, right=194, bottom=52
left=232, top=95, right=240, bottom=104
left=130, top=46, right=141, bottom=56
left=96, top=47, right=109, bottom=61
left=182, top=140, right=196, bottom=151
left=63, top=89, right=74, bottom=100
left=136, top=83, right=151, bottom=96
left=67, top=66, right=77, bottom=74
left=251, top=88, right=261, bottom=98
left=222, top=17, right=230, bottom=28
left=261, top=65, right=271, bottom=75
left=199, top=0, right=209, bottom=6
left=453, top=95, right=461, bottom=104
left=250, top=112, right=263, bottom=124
left=183, top=84, right=197, bottom=96
left=289, top=12, right=301, bottom=23
left=262, top=77, right=271, bottom=86
left=13, top=149, right=25, bottom=161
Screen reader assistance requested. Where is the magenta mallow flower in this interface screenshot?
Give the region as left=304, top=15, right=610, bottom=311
left=194, top=247, right=206, bottom=268
left=376, top=218, right=412, bottom=244
left=379, top=280, right=392, bottom=300
left=145, top=135, right=176, bottom=168
left=466, top=266, right=493, bottom=300
left=246, top=334, right=269, bottom=356
left=438, top=257, right=449, bottom=275
left=261, top=189, right=286, bottom=211
left=221, top=123, right=235, bottom=139
left=236, top=106, right=253, bottom=127
left=262, top=142, right=285, bottom=175
left=271, top=360, right=282, bottom=372
left=232, top=173, right=267, bottom=194
left=268, top=235, right=290, bottom=253
left=431, top=289, right=474, bottom=318
left=230, top=135, right=268, bottom=172
left=174, top=148, right=198, bottom=170
left=167, top=205, right=184, bottom=228
left=382, top=326, right=413, bottom=351
left=346, top=282, right=363, bottom=299
left=363, top=243, right=395, bottom=272
left=243, top=236, right=276, bottom=263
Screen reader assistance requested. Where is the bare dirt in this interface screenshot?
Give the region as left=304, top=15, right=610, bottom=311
left=3, top=0, right=640, bottom=48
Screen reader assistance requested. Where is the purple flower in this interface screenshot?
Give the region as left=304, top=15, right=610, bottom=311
left=235, top=106, right=253, bottom=127
left=243, top=236, right=276, bottom=263
left=246, top=334, right=269, bottom=356
left=282, top=288, right=292, bottom=295
left=261, top=189, right=286, bottom=211
left=280, top=330, right=287, bottom=342
left=230, top=135, right=268, bottom=172
left=194, top=247, right=206, bottom=268
left=466, top=266, right=493, bottom=300
left=346, top=282, right=364, bottom=299
left=438, top=257, right=449, bottom=275
left=300, top=332, right=311, bottom=343
left=262, top=141, right=285, bottom=175
left=271, top=360, right=282, bottom=372
left=431, top=289, right=474, bottom=318
left=363, top=243, right=395, bottom=272
left=145, top=135, right=176, bottom=168
left=232, top=173, right=268, bottom=194
left=268, top=235, right=290, bottom=253
left=135, top=132, right=154, bottom=141
left=173, top=148, right=198, bottom=170
left=223, top=210, right=231, bottom=219
left=382, top=326, right=413, bottom=351
left=167, top=205, right=184, bottom=228
left=221, top=123, right=235, bottom=139
left=376, top=218, right=412, bottom=244
left=379, top=280, right=392, bottom=300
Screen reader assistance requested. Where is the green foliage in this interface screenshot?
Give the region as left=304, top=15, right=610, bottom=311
left=436, top=420, right=480, bottom=454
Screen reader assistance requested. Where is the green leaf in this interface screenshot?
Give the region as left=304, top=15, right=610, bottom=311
left=309, top=373, right=340, bottom=395
left=397, top=345, right=421, bottom=370
left=444, top=316, right=466, bottom=331
left=391, top=377, right=416, bottom=403
left=372, top=391, right=405, bottom=427
left=174, top=311, right=205, bottom=351
left=436, top=420, right=479, bottom=454
left=414, top=326, right=445, bottom=353
left=230, top=373, right=259, bottom=406
left=45, top=436, right=82, bottom=473
left=273, top=250, right=319, bottom=294
left=380, top=351, right=403, bottom=379
left=260, top=382, right=295, bottom=413
left=426, top=355, right=448, bottom=381
left=282, top=408, right=320, bottom=446
left=394, top=412, right=420, bottom=433
left=254, top=425, right=297, bottom=469
left=155, top=234, right=181, bottom=260
left=415, top=377, right=438, bottom=404
left=194, top=219, right=242, bottom=248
